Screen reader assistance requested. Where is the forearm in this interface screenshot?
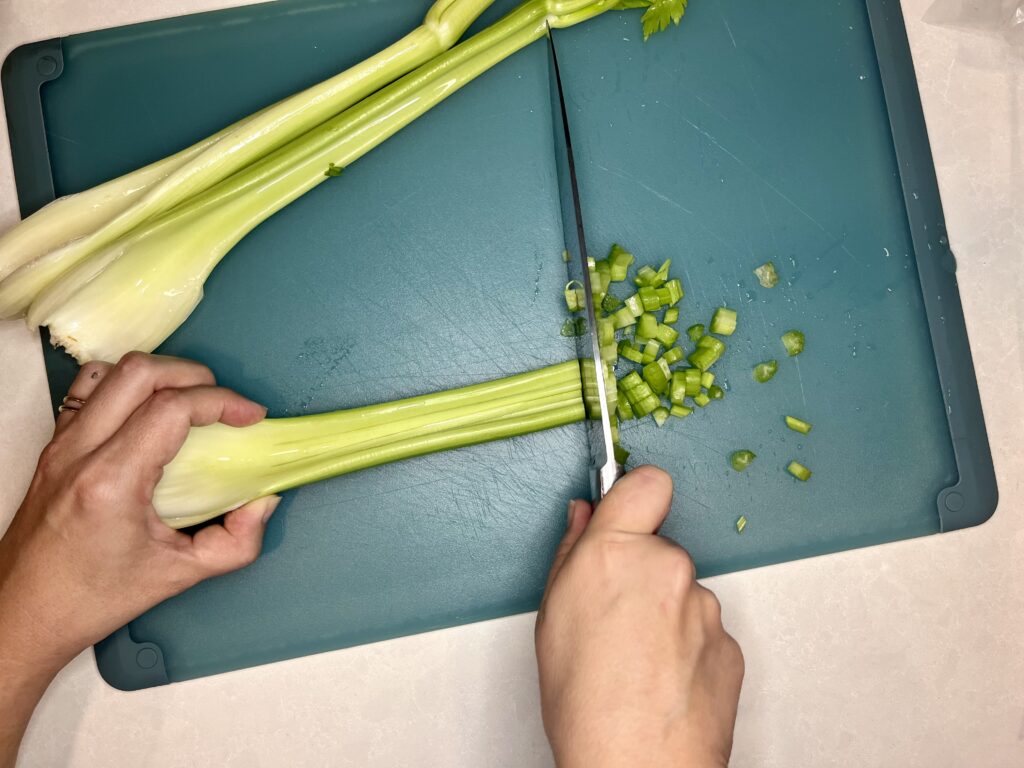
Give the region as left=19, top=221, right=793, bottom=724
left=0, top=656, right=57, bottom=768
left=0, top=533, right=73, bottom=768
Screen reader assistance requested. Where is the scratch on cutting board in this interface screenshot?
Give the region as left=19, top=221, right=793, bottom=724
left=676, top=116, right=862, bottom=267
left=793, top=357, right=808, bottom=412
left=719, top=13, right=737, bottom=48
left=592, top=162, right=741, bottom=259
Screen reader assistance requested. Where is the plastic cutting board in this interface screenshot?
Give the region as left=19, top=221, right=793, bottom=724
left=1, top=0, right=996, bottom=689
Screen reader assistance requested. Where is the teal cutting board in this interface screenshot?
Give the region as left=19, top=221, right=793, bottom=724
left=1, top=0, right=995, bottom=689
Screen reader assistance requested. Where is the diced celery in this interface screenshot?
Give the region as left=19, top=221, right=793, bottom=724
left=686, top=324, right=704, bottom=343
left=652, top=406, right=670, bottom=427
left=612, top=306, right=637, bottom=329
left=618, top=340, right=645, bottom=364
left=710, top=307, right=737, bottom=336
left=654, top=323, right=679, bottom=347
left=781, top=329, right=805, bottom=357
left=753, top=360, right=778, bottom=383
left=785, top=415, right=812, bottom=434
left=564, top=280, right=585, bottom=313
left=670, top=404, right=692, bottom=418
left=641, top=339, right=662, bottom=364
left=701, top=371, right=715, bottom=389
left=661, top=346, right=684, bottom=365
left=693, top=392, right=711, bottom=407
left=682, top=368, right=701, bottom=397
left=787, top=460, right=812, bottom=481
left=730, top=450, right=755, bottom=471
left=663, top=307, right=679, bottom=324
left=754, top=261, right=779, bottom=288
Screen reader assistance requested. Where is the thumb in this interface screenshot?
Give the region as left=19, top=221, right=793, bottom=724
left=185, top=495, right=281, bottom=580
left=585, top=465, right=673, bottom=536
left=543, top=499, right=593, bottom=595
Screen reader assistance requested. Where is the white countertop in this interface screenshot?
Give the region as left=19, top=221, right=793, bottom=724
left=1, top=1, right=1022, bottom=765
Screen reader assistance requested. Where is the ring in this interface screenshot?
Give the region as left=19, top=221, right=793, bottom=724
left=58, top=396, right=86, bottom=414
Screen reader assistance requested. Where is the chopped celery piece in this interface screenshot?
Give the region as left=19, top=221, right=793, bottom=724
left=620, top=371, right=643, bottom=391
left=602, top=293, right=624, bottom=312
left=754, top=261, right=779, bottom=288
left=682, top=368, right=701, bottom=397
left=634, top=265, right=659, bottom=287
left=616, top=398, right=635, bottom=421
left=669, top=372, right=687, bottom=405
left=654, top=287, right=670, bottom=307
left=693, top=392, right=711, bottom=407
left=735, top=516, right=748, bottom=534
left=707, top=384, right=724, bottom=400
left=642, top=358, right=671, bottom=395
left=560, top=318, right=586, bottom=337
left=595, top=260, right=611, bottom=280
left=686, top=324, right=704, bottom=343
left=600, top=342, right=618, bottom=364
left=641, top=339, right=662, bottom=364
left=754, top=360, right=778, bottom=383
left=634, top=393, right=661, bottom=418
left=787, top=460, right=812, bottom=481
left=612, top=306, right=637, bottom=330
left=663, top=307, right=679, bottom=324
left=710, top=307, right=737, bottom=336
left=730, top=450, right=756, bottom=471
left=614, top=444, right=631, bottom=464
left=618, top=340, right=645, bottom=364
left=781, top=329, right=805, bottom=356
left=638, top=286, right=661, bottom=311
left=687, top=336, right=725, bottom=371
left=624, top=293, right=644, bottom=317
left=670, top=404, right=692, bottom=418
left=652, top=406, right=670, bottom=427
left=785, top=415, right=812, bottom=434
left=598, top=317, right=615, bottom=347
left=700, top=371, right=715, bottom=389
left=564, top=280, right=585, bottom=313
left=654, top=259, right=671, bottom=285
left=661, top=346, right=684, bottom=365
left=663, top=278, right=683, bottom=305
left=608, top=244, right=635, bottom=281
left=637, top=312, right=659, bottom=339
left=654, top=323, right=679, bottom=347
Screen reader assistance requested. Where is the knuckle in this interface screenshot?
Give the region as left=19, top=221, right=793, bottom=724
left=71, top=460, right=121, bottom=510
left=667, top=547, right=695, bottom=587
left=148, top=388, right=183, bottom=414
left=116, top=350, right=152, bottom=377
left=36, top=441, right=66, bottom=477
left=701, top=589, right=723, bottom=624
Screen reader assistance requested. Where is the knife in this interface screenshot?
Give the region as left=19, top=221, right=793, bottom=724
left=546, top=26, right=623, bottom=500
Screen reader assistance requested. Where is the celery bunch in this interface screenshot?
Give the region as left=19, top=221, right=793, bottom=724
left=0, top=0, right=686, bottom=363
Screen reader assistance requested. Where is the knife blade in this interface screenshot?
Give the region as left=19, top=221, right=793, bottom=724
left=546, top=26, right=622, bottom=500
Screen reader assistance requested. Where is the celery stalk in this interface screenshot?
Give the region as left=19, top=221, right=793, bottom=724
left=27, top=0, right=626, bottom=362
left=153, top=361, right=584, bottom=527
left=0, top=0, right=495, bottom=315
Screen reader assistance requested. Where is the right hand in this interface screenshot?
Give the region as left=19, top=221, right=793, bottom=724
left=535, top=466, right=744, bottom=768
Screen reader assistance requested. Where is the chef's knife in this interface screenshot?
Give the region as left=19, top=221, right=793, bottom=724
left=547, top=26, right=623, bottom=500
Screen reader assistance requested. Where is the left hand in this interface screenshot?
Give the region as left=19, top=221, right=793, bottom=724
left=0, top=352, right=278, bottom=674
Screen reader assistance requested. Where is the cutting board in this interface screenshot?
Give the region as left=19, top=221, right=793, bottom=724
left=2, top=0, right=995, bottom=689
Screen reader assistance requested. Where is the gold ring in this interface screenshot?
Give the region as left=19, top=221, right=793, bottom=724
left=58, top=396, right=86, bottom=413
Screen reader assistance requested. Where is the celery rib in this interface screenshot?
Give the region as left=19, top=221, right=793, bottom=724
left=0, top=0, right=496, bottom=318
left=153, top=361, right=585, bottom=527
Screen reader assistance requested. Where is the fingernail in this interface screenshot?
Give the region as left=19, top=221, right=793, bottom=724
left=566, top=499, right=577, bottom=528
left=262, top=495, right=282, bottom=524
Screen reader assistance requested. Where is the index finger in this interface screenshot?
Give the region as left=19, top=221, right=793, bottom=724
left=100, top=385, right=267, bottom=472
left=585, top=465, right=674, bottom=536
left=65, top=352, right=216, bottom=449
